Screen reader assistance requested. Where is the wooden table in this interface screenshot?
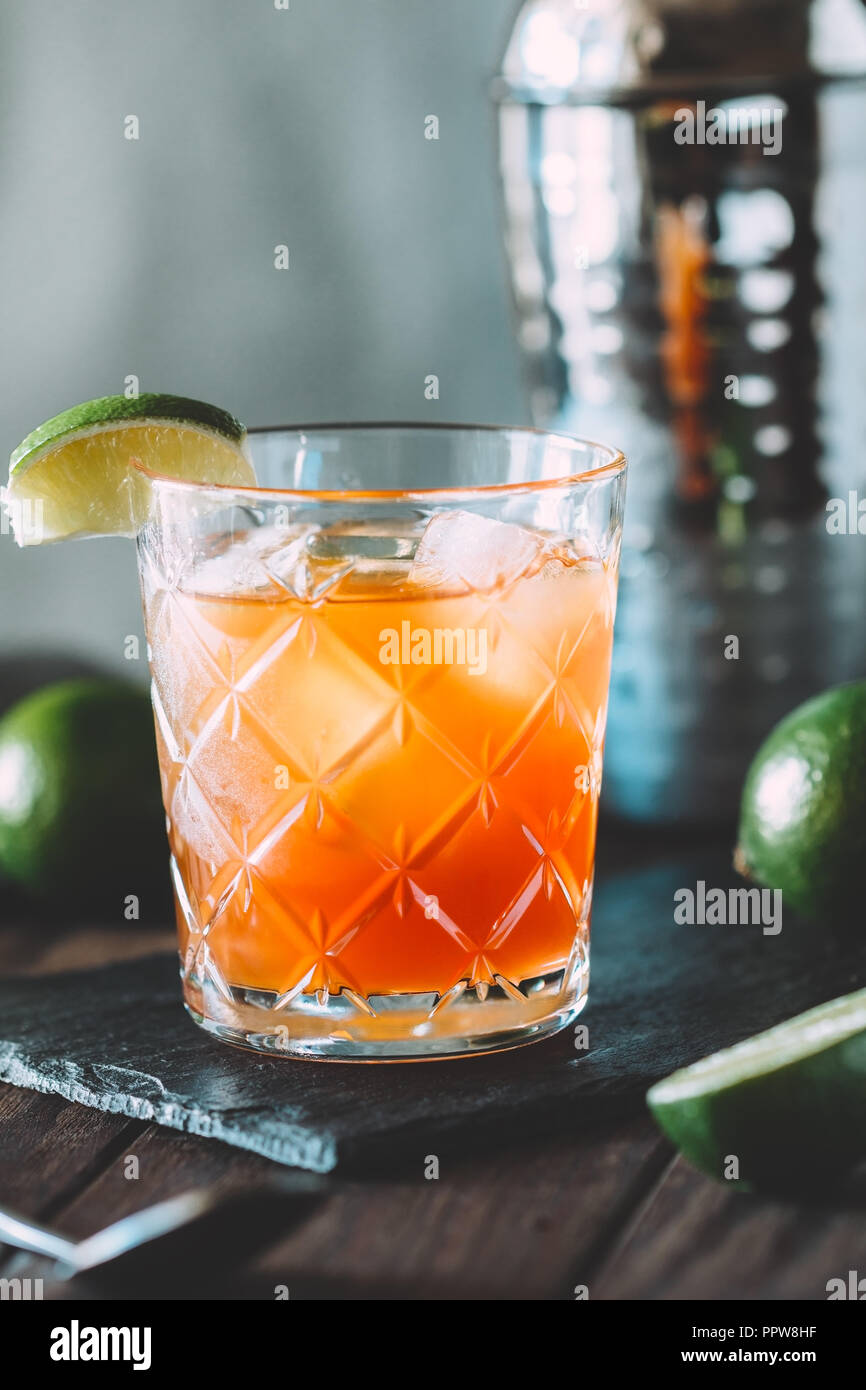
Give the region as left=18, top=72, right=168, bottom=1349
left=2, top=858, right=865, bottom=1302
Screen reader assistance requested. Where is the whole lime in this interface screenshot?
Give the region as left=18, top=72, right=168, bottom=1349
left=736, top=681, right=866, bottom=920
left=0, top=678, right=167, bottom=916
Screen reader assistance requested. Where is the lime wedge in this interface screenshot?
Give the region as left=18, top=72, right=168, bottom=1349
left=647, top=989, right=866, bottom=1189
left=3, top=394, right=255, bottom=544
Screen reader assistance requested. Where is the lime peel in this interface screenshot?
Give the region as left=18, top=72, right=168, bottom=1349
left=651, top=990, right=866, bottom=1099
left=647, top=988, right=866, bottom=1188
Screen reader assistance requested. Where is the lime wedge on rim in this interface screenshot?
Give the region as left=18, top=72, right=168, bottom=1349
left=3, top=393, right=255, bottom=544
left=648, top=988, right=866, bottom=1189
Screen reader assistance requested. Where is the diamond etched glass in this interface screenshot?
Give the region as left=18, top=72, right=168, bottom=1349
left=136, top=425, right=626, bottom=1059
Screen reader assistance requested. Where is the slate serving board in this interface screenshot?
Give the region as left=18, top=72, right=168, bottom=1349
left=0, top=848, right=862, bottom=1173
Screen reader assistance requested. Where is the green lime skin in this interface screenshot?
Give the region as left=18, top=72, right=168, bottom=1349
left=648, top=991, right=866, bottom=1190
left=0, top=678, right=167, bottom=917
left=736, top=681, right=866, bottom=921
left=10, top=393, right=245, bottom=475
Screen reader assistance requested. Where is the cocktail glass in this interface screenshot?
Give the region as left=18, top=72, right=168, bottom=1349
left=135, top=424, right=626, bottom=1059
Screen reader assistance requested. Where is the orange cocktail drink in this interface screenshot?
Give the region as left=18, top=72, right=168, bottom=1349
left=138, top=425, right=626, bottom=1059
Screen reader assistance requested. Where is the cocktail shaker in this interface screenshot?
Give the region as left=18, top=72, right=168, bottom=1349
left=495, top=0, right=866, bottom=824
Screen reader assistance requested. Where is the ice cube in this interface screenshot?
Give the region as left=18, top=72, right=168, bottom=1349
left=272, top=520, right=424, bottom=600
left=410, top=510, right=549, bottom=593
left=183, top=525, right=317, bottom=598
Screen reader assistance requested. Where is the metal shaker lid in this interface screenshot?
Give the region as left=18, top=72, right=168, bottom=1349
left=493, top=0, right=866, bottom=105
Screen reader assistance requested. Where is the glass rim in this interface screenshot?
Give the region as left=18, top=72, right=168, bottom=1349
left=132, top=420, right=627, bottom=504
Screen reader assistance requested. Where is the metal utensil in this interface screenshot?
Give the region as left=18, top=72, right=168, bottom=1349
left=0, top=1178, right=326, bottom=1293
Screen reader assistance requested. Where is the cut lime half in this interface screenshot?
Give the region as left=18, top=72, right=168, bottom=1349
left=647, top=988, right=866, bottom=1189
left=4, top=394, right=255, bottom=544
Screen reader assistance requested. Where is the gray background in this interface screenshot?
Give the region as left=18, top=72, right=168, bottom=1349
left=0, top=0, right=523, bottom=676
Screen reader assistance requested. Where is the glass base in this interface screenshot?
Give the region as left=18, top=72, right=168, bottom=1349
left=182, top=952, right=589, bottom=1061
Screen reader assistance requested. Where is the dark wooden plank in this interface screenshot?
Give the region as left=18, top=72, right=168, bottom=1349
left=5, top=1116, right=669, bottom=1300
left=2, top=1117, right=321, bottom=1296
left=0, top=928, right=168, bottom=1260
left=592, top=1155, right=866, bottom=1300
left=45, top=1123, right=288, bottom=1241
left=0, top=1084, right=140, bottom=1219
left=239, top=1117, right=670, bottom=1299
left=0, top=1083, right=146, bottom=1275
left=0, top=924, right=175, bottom=976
